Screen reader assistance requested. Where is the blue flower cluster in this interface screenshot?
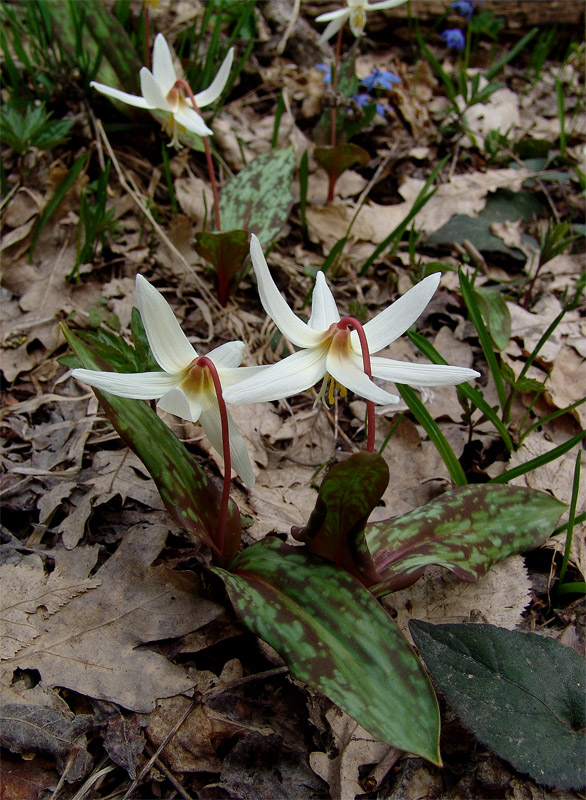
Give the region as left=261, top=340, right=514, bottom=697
left=450, top=0, right=474, bottom=19
left=316, top=65, right=400, bottom=119
left=441, top=28, right=466, bottom=50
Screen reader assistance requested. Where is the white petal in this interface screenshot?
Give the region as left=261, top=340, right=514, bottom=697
left=207, top=341, right=245, bottom=368
left=326, top=350, right=400, bottom=405
left=199, top=395, right=256, bottom=487
left=223, top=347, right=327, bottom=405
left=140, top=67, right=170, bottom=110
left=250, top=235, right=321, bottom=349
left=158, top=386, right=202, bottom=422
left=194, top=47, right=234, bottom=108
left=90, top=80, right=152, bottom=109
left=72, top=369, right=180, bottom=398
left=151, top=33, right=177, bottom=95
left=316, top=7, right=350, bottom=22
left=359, top=273, right=441, bottom=354
left=308, top=272, right=340, bottom=331
left=135, top=275, right=197, bottom=373
left=219, top=365, right=269, bottom=389
left=368, top=0, right=408, bottom=10
left=172, top=104, right=213, bottom=137
left=370, top=357, right=480, bottom=386
left=318, top=15, right=347, bottom=43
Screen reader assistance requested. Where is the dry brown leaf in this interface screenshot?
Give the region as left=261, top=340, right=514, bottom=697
left=310, top=707, right=391, bottom=800
left=384, top=556, right=532, bottom=643
left=57, top=448, right=165, bottom=549
left=0, top=553, right=101, bottom=659
left=2, top=523, right=223, bottom=711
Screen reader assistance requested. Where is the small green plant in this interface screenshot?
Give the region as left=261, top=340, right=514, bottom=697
left=70, top=162, right=118, bottom=282
left=0, top=102, right=73, bottom=155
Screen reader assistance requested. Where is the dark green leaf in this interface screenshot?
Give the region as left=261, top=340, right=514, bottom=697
left=215, top=537, right=441, bottom=763
left=314, top=144, right=370, bottom=191
left=410, top=621, right=585, bottom=790
left=219, top=148, right=296, bottom=248
left=366, top=484, right=565, bottom=595
left=194, top=229, right=249, bottom=306
left=292, top=452, right=388, bottom=585
left=62, top=325, right=242, bottom=564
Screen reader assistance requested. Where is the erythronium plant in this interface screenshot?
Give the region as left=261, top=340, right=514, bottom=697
left=224, top=235, right=479, bottom=450
left=65, top=238, right=565, bottom=766
left=91, top=33, right=232, bottom=229
left=315, top=0, right=407, bottom=200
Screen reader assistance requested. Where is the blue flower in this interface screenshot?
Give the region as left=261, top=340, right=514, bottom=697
left=361, top=68, right=401, bottom=93
left=450, top=1, right=474, bottom=19
left=441, top=28, right=466, bottom=50
left=354, top=93, right=387, bottom=117
left=316, top=64, right=332, bottom=84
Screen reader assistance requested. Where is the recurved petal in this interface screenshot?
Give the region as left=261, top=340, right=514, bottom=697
left=199, top=396, right=256, bottom=487
left=327, top=350, right=400, bottom=405
left=370, top=357, right=480, bottom=386
left=318, top=14, right=348, bottom=43
left=72, top=368, right=180, bottom=398
left=316, top=7, right=351, bottom=22
left=151, top=33, right=177, bottom=95
left=207, top=341, right=245, bottom=368
left=90, top=80, right=152, bottom=109
left=219, top=365, right=269, bottom=390
left=223, top=347, right=328, bottom=405
left=194, top=47, right=234, bottom=108
left=140, top=68, right=170, bottom=110
left=308, top=271, right=340, bottom=331
left=173, top=105, right=213, bottom=137
left=359, top=273, right=441, bottom=354
left=158, top=386, right=202, bottom=422
left=250, top=235, right=321, bottom=349
left=135, top=275, right=197, bottom=373
left=368, top=0, right=409, bottom=9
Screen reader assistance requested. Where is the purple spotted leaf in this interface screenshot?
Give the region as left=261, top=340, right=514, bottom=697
left=194, top=229, right=249, bottom=307
left=291, top=452, right=388, bottom=586
left=218, top=148, right=296, bottom=248
left=366, top=485, right=565, bottom=596
left=62, top=325, right=241, bottom=563
left=215, top=537, right=441, bottom=764
left=314, top=143, right=370, bottom=193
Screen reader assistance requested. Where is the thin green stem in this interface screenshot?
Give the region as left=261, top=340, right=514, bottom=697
left=338, top=316, right=375, bottom=453
left=174, top=78, right=222, bottom=231
left=196, top=356, right=231, bottom=558
left=557, top=449, right=581, bottom=586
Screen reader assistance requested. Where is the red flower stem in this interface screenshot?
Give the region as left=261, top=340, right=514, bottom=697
left=174, top=78, right=222, bottom=231
left=327, top=25, right=344, bottom=203
left=337, top=316, right=376, bottom=453
left=196, top=356, right=231, bottom=557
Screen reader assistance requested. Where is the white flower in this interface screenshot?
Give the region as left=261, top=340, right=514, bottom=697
left=316, top=0, right=408, bottom=42
left=72, top=275, right=261, bottom=487
left=90, top=33, right=233, bottom=145
left=222, top=235, right=480, bottom=408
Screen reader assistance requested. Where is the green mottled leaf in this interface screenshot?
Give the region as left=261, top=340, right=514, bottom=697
left=292, top=452, right=388, bottom=585
left=474, top=287, right=511, bottom=350
left=216, top=538, right=441, bottom=763
left=62, top=325, right=241, bottom=564
left=366, top=485, right=565, bottom=595
left=314, top=144, right=370, bottom=191
left=194, top=229, right=249, bottom=306
left=219, top=149, right=296, bottom=248
left=410, top=621, right=586, bottom=790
